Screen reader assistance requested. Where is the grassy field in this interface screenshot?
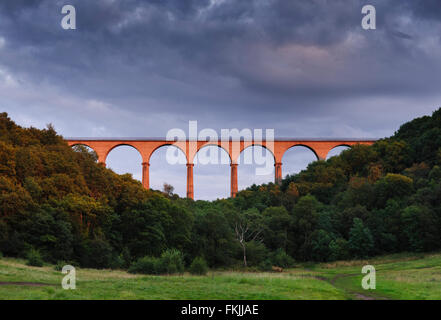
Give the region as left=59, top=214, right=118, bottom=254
left=0, top=252, right=440, bottom=300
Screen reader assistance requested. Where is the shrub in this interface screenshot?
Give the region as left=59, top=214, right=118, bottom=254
left=128, top=256, right=162, bottom=275
left=348, top=218, right=374, bottom=258
left=270, top=249, right=295, bottom=268
left=54, top=261, right=76, bottom=271
left=120, top=247, right=131, bottom=269
left=258, top=258, right=273, bottom=271
left=160, top=249, right=185, bottom=274
left=26, top=249, right=44, bottom=267
left=310, top=230, right=332, bottom=262
left=129, top=249, right=185, bottom=275
left=244, top=241, right=268, bottom=267
left=83, top=239, right=114, bottom=269
left=189, top=257, right=208, bottom=275
left=329, top=238, right=350, bottom=261
left=54, top=261, right=67, bottom=271
left=109, top=254, right=125, bottom=270
left=0, top=251, right=3, bottom=258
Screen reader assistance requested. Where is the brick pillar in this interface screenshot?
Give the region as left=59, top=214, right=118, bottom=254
left=275, top=162, right=282, bottom=185
left=230, top=163, right=238, bottom=198
left=186, top=163, right=194, bottom=199
left=142, top=162, right=150, bottom=189
left=96, top=151, right=107, bottom=167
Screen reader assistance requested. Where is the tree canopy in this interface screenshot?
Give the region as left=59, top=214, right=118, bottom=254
left=0, top=109, right=440, bottom=269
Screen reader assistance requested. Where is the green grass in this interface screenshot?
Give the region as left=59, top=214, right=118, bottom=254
left=0, top=252, right=440, bottom=300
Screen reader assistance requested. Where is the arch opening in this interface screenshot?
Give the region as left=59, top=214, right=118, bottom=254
left=149, top=145, right=187, bottom=197
left=282, top=145, right=318, bottom=178
left=238, top=145, right=275, bottom=191
left=326, top=145, right=351, bottom=160
left=106, top=145, right=143, bottom=182
left=194, top=145, right=230, bottom=200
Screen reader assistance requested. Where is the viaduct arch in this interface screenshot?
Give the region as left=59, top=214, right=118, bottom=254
left=67, top=138, right=376, bottom=199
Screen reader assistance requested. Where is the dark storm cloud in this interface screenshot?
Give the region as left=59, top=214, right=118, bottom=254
left=0, top=0, right=440, bottom=135
left=406, top=0, right=441, bottom=20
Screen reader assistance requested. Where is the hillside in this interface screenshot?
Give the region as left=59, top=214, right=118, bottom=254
left=0, top=110, right=440, bottom=270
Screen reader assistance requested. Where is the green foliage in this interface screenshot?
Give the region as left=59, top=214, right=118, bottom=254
left=270, top=249, right=295, bottom=268
left=374, top=173, right=413, bottom=207
left=54, top=261, right=75, bottom=271
left=26, top=248, right=44, bottom=267
left=243, top=241, right=268, bottom=267
left=289, top=195, right=321, bottom=260
left=128, top=256, right=162, bottom=275
left=82, top=239, right=114, bottom=269
left=54, top=261, right=63, bottom=271
left=258, top=258, right=273, bottom=271
left=129, top=249, right=185, bottom=275
left=189, top=257, right=208, bottom=275
left=1, top=109, right=441, bottom=268
left=429, top=165, right=441, bottom=181
left=401, top=206, right=440, bottom=252
left=348, top=218, right=374, bottom=258
left=191, top=209, right=236, bottom=267
left=160, top=249, right=185, bottom=274
left=262, top=206, right=290, bottom=251
left=329, top=238, right=350, bottom=261
left=310, top=229, right=333, bottom=262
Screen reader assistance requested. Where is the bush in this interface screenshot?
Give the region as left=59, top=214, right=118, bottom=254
left=120, top=247, right=131, bottom=269
left=54, top=261, right=76, bottom=271
left=258, top=259, right=273, bottom=271
left=160, top=249, right=185, bottom=274
left=244, top=241, right=268, bottom=267
left=129, top=249, right=185, bottom=275
left=270, top=249, right=295, bottom=268
left=0, top=251, right=3, bottom=258
left=26, top=249, right=44, bottom=267
left=329, top=238, right=350, bottom=261
left=109, top=254, right=125, bottom=270
left=83, top=239, right=114, bottom=269
left=310, top=230, right=333, bottom=262
left=189, top=257, right=208, bottom=275
left=348, top=218, right=374, bottom=258
left=128, top=256, right=162, bottom=275
left=54, top=261, right=67, bottom=271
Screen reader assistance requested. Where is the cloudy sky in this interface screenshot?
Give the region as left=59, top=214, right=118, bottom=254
left=0, top=0, right=440, bottom=199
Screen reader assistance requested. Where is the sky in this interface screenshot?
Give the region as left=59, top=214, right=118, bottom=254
left=0, top=0, right=440, bottom=199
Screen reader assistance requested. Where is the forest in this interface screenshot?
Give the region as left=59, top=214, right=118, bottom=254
left=0, top=109, right=440, bottom=272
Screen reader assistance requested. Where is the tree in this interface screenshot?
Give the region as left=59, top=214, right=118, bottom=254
left=333, top=205, right=369, bottom=239
left=310, top=229, right=333, bottom=262
left=401, top=205, right=440, bottom=252
left=348, top=218, right=374, bottom=258
left=262, top=206, right=291, bottom=251
left=329, top=238, right=350, bottom=261
left=374, top=173, right=413, bottom=208
left=191, top=209, right=235, bottom=267
left=289, top=195, right=320, bottom=260
left=163, top=183, right=174, bottom=197
left=233, top=208, right=264, bottom=267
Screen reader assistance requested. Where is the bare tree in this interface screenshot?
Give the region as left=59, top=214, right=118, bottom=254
left=163, top=183, right=174, bottom=197
left=233, top=209, right=264, bottom=267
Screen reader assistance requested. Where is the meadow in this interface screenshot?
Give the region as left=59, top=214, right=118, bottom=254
left=0, top=252, right=440, bottom=300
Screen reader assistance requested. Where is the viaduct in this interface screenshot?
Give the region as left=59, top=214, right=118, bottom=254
left=66, top=138, right=376, bottom=199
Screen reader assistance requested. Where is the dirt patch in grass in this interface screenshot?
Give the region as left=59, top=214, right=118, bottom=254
left=329, top=274, right=389, bottom=300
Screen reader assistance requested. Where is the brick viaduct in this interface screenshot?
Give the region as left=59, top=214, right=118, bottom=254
left=66, top=138, right=375, bottom=199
